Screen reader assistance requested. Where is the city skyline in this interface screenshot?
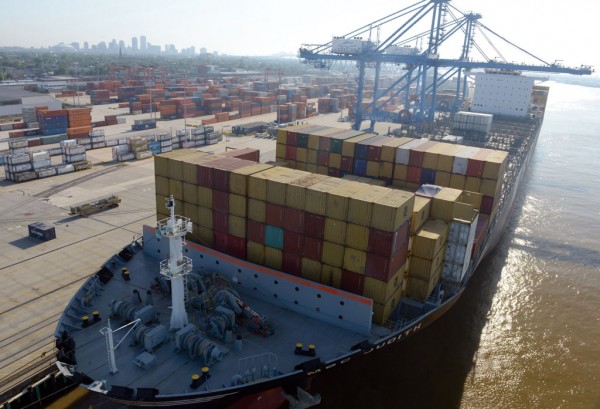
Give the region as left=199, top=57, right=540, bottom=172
left=0, top=0, right=597, bottom=71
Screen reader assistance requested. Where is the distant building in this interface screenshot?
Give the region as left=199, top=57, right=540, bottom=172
left=71, top=42, right=80, bottom=51
left=140, top=35, right=147, bottom=51
left=200, top=47, right=207, bottom=55
left=83, top=41, right=89, bottom=50
left=119, top=40, right=125, bottom=51
left=132, top=37, right=138, bottom=51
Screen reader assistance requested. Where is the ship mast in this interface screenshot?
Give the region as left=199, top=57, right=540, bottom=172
left=157, top=195, right=192, bottom=331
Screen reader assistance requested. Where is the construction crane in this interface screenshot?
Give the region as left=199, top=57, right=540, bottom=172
left=299, top=0, right=593, bottom=132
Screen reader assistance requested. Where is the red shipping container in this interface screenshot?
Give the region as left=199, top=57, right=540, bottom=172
left=328, top=168, right=341, bottom=177
left=222, top=148, right=260, bottom=162
left=282, top=252, right=302, bottom=276
left=287, top=132, right=297, bottom=146
left=28, top=138, right=41, bottom=147
left=212, top=190, right=229, bottom=213
left=365, top=247, right=407, bottom=282
left=303, top=236, right=323, bottom=261
left=318, top=151, right=329, bottom=167
left=407, top=166, right=422, bottom=184
left=284, top=230, right=304, bottom=255
left=213, top=210, right=229, bottom=233
left=227, top=235, right=246, bottom=259
left=318, top=135, right=332, bottom=151
left=213, top=158, right=248, bottom=192
left=247, top=220, right=265, bottom=243
left=286, top=145, right=297, bottom=160
left=480, top=195, right=495, bottom=215
left=472, top=214, right=490, bottom=258
left=213, top=231, right=228, bottom=253
left=409, top=141, right=436, bottom=167
left=284, top=207, right=304, bottom=233
left=197, top=159, right=219, bottom=188
left=340, top=270, right=365, bottom=295
left=467, top=150, right=491, bottom=178
left=340, top=156, right=354, bottom=173
left=368, top=228, right=403, bottom=257
left=304, top=213, right=325, bottom=238
left=265, top=203, right=285, bottom=228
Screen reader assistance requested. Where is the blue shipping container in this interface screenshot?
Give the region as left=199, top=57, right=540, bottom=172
left=265, top=225, right=284, bottom=250
left=420, top=168, right=436, bottom=185
left=353, top=159, right=367, bottom=176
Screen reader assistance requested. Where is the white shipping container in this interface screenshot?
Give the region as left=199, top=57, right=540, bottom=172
left=13, top=171, right=37, bottom=183
left=135, top=150, right=153, bottom=160
left=8, top=139, right=29, bottom=149
left=60, top=139, right=77, bottom=148
left=56, top=164, right=75, bottom=174
left=117, top=117, right=126, bottom=124
left=64, top=145, right=85, bottom=155
left=160, top=146, right=173, bottom=153
left=10, top=163, right=33, bottom=172
left=7, top=153, right=31, bottom=165
left=78, top=138, right=91, bottom=145
left=81, top=144, right=92, bottom=150
left=32, top=159, right=52, bottom=169
left=158, top=133, right=171, bottom=141
left=117, top=153, right=135, bottom=161
left=90, top=129, right=105, bottom=137
left=118, top=138, right=128, bottom=145
left=171, top=143, right=181, bottom=149
left=114, top=144, right=130, bottom=154
left=182, top=141, right=196, bottom=148
left=160, top=140, right=172, bottom=147
left=395, top=138, right=429, bottom=165
left=92, top=142, right=107, bottom=149
left=36, top=167, right=57, bottom=178
left=106, top=139, right=118, bottom=147
left=331, top=37, right=367, bottom=54
left=91, top=136, right=106, bottom=143
left=31, top=151, right=51, bottom=161
left=65, top=153, right=86, bottom=163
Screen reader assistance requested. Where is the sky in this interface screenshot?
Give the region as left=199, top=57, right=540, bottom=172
left=0, top=0, right=597, bottom=73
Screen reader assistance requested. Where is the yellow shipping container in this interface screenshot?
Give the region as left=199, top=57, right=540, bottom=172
left=155, top=194, right=168, bottom=218
left=248, top=199, right=266, bottom=222
left=296, top=147, right=308, bottom=163
left=324, top=218, right=347, bottom=245
left=169, top=179, right=183, bottom=201
left=229, top=194, right=247, bottom=218
left=286, top=174, right=328, bottom=211
left=465, top=176, right=482, bottom=192
left=405, top=264, right=442, bottom=301
left=276, top=128, right=288, bottom=145
left=345, top=223, right=370, bottom=251
left=154, top=150, right=194, bottom=179
left=412, top=219, right=449, bottom=259
left=371, top=189, right=415, bottom=232
left=449, top=173, right=466, bottom=190
left=307, top=149, right=318, bottom=165
left=380, top=137, right=413, bottom=163
left=434, top=171, right=451, bottom=188
left=343, top=247, right=367, bottom=274
left=248, top=169, right=271, bottom=201
left=183, top=202, right=198, bottom=222
left=372, top=285, right=402, bottom=325
left=317, top=166, right=328, bottom=175
left=306, top=163, right=318, bottom=173
left=452, top=201, right=475, bottom=222
left=247, top=241, right=265, bottom=265
left=366, top=161, right=380, bottom=178
left=305, top=178, right=347, bottom=216
left=197, top=207, right=213, bottom=229
left=301, top=258, right=322, bottom=282
left=329, top=153, right=342, bottom=168
left=229, top=163, right=273, bottom=197
left=342, top=134, right=376, bottom=157
left=228, top=214, right=246, bottom=238
left=411, top=196, right=431, bottom=234
left=380, top=162, right=394, bottom=179
left=461, top=190, right=483, bottom=211
left=363, top=266, right=404, bottom=304
left=183, top=182, right=198, bottom=204
left=408, top=248, right=444, bottom=281
left=322, top=241, right=345, bottom=268
left=264, top=246, right=282, bottom=270
left=393, top=164, right=408, bottom=182
left=348, top=186, right=390, bottom=226
left=296, top=162, right=308, bottom=171
left=275, top=143, right=286, bottom=162
left=437, top=145, right=461, bottom=172
left=483, top=151, right=508, bottom=181
left=155, top=175, right=170, bottom=196
left=197, top=186, right=213, bottom=209
left=321, top=264, right=342, bottom=288
left=196, top=225, right=214, bottom=247
left=287, top=160, right=297, bottom=170
left=265, top=168, right=306, bottom=205
left=432, top=187, right=463, bottom=221
left=480, top=178, right=501, bottom=197
left=327, top=181, right=364, bottom=221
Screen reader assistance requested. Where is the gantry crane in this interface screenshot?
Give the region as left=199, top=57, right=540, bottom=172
left=299, top=0, right=593, bottom=132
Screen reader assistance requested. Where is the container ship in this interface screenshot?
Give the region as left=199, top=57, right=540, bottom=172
left=52, top=69, right=548, bottom=408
